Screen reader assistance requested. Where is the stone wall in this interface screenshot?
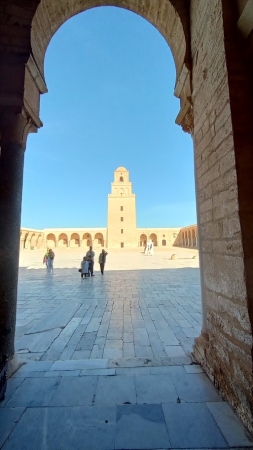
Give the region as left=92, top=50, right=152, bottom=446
left=191, top=0, right=253, bottom=432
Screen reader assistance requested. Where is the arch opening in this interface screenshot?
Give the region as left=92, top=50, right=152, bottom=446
left=46, top=233, right=56, bottom=248
left=31, top=1, right=189, bottom=86
left=58, top=233, right=68, bottom=248
left=82, top=233, right=92, bottom=247
left=140, top=234, right=147, bottom=247
left=30, top=233, right=37, bottom=249
left=94, top=233, right=104, bottom=247
left=149, top=233, right=157, bottom=247
left=70, top=233, right=80, bottom=247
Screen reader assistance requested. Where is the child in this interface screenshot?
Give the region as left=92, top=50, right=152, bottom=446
left=81, top=257, right=89, bottom=278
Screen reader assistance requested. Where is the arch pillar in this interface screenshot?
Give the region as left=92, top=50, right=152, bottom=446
left=0, top=112, right=37, bottom=359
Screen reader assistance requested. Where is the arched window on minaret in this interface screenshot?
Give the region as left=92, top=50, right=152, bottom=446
left=120, top=176, right=124, bottom=182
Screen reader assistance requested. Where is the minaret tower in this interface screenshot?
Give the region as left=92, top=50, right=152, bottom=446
left=107, top=167, right=136, bottom=248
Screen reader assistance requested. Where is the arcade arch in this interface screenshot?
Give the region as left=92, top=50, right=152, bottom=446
left=82, top=233, right=92, bottom=247
left=149, top=233, right=157, bottom=247
left=94, top=233, right=104, bottom=247
left=30, top=234, right=37, bottom=249
left=70, top=233, right=80, bottom=248
left=31, top=1, right=189, bottom=85
left=58, top=233, right=68, bottom=248
left=139, top=234, right=147, bottom=247
left=46, top=233, right=56, bottom=248
left=37, top=234, right=43, bottom=249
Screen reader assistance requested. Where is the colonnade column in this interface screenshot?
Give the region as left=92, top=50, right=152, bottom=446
left=0, top=112, right=34, bottom=359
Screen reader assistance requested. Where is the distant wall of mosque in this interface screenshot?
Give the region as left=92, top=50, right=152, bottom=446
left=20, top=225, right=198, bottom=250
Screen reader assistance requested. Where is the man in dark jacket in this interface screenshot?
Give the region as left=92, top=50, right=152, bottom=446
left=98, top=249, right=108, bottom=275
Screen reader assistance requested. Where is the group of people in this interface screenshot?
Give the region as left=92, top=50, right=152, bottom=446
left=80, top=247, right=108, bottom=278
left=144, top=239, right=154, bottom=256
left=43, top=248, right=55, bottom=271
left=43, top=246, right=108, bottom=277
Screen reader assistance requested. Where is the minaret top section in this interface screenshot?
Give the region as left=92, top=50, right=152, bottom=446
left=109, top=167, right=135, bottom=197
left=114, top=167, right=129, bottom=183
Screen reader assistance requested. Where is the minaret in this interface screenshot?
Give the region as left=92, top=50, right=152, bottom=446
left=107, top=167, right=136, bottom=248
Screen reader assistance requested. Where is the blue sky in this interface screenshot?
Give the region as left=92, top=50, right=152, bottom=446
left=22, top=6, right=196, bottom=229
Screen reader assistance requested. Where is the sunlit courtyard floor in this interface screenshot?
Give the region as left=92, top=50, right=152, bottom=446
left=16, top=247, right=201, bottom=362
left=1, top=248, right=252, bottom=449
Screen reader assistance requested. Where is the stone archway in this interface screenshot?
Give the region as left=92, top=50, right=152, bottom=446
left=46, top=233, right=56, bottom=248
left=1, top=0, right=253, bottom=431
left=37, top=234, right=43, bottom=249
left=139, top=234, right=147, bottom=247
left=31, top=1, right=190, bottom=86
left=30, top=233, right=37, bottom=249
left=70, top=233, right=80, bottom=248
left=149, top=233, right=157, bottom=247
left=82, top=233, right=92, bottom=247
left=94, top=233, right=104, bottom=247
left=58, top=233, right=68, bottom=248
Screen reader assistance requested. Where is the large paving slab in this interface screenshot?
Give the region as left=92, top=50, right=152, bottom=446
left=26, top=302, right=81, bottom=334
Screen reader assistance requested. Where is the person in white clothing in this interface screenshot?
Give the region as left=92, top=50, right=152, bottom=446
left=146, top=239, right=154, bottom=256
left=81, top=257, right=89, bottom=278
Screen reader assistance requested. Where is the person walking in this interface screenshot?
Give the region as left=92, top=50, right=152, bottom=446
left=86, top=246, right=95, bottom=276
left=98, top=249, right=108, bottom=275
left=47, top=248, right=55, bottom=272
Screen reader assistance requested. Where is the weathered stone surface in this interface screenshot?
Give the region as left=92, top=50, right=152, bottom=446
left=27, top=302, right=81, bottom=334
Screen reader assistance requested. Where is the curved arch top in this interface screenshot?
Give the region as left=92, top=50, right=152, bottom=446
left=31, top=0, right=189, bottom=82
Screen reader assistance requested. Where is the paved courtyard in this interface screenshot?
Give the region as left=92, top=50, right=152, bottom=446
left=1, top=249, right=252, bottom=449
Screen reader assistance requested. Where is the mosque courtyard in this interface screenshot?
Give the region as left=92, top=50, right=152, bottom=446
left=1, top=248, right=252, bottom=449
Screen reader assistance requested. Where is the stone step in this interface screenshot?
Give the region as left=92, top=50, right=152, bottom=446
left=13, top=354, right=194, bottom=379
